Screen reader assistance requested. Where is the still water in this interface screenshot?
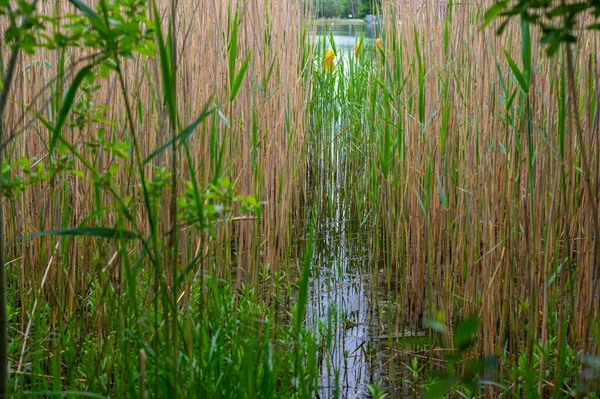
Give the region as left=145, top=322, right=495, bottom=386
left=312, top=21, right=380, bottom=48
left=306, top=21, right=395, bottom=399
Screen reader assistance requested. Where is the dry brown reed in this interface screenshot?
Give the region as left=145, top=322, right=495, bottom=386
left=4, top=0, right=308, bottom=329
left=380, top=0, right=599, bottom=359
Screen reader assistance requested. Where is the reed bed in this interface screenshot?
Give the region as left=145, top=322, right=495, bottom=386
left=306, top=0, right=600, bottom=395
left=5, top=0, right=600, bottom=396
left=3, top=0, right=315, bottom=397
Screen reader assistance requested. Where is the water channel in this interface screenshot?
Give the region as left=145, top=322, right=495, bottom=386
left=306, top=21, right=428, bottom=399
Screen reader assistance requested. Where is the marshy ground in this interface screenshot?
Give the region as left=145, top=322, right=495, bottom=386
left=3, top=1, right=600, bottom=398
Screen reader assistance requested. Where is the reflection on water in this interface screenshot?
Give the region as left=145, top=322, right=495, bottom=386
left=305, top=21, right=430, bottom=399
left=312, top=22, right=380, bottom=48
left=305, top=138, right=425, bottom=398
left=305, top=136, right=378, bottom=398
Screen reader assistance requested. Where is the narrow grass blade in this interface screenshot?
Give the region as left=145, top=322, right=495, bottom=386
left=230, top=50, right=253, bottom=102
left=50, top=65, right=94, bottom=152
left=144, top=99, right=214, bottom=164
left=503, top=49, right=529, bottom=93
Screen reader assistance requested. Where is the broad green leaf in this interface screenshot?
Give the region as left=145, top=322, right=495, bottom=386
left=482, top=1, right=508, bottom=28
left=454, top=314, right=479, bottom=350
left=108, top=163, right=120, bottom=175
left=548, top=4, right=590, bottom=18
left=69, top=0, right=110, bottom=39
left=425, top=380, right=451, bottom=399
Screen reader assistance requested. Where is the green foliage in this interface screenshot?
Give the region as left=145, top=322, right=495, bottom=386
left=1, top=1, right=312, bottom=398
left=179, top=176, right=261, bottom=237
left=343, top=0, right=361, bottom=17
left=359, top=0, right=380, bottom=16
left=312, top=0, right=345, bottom=18
left=367, top=380, right=388, bottom=399
left=306, top=0, right=378, bottom=19
left=1, top=157, right=50, bottom=198
left=228, top=7, right=253, bottom=102
left=484, top=1, right=600, bottom=55
left=423, top=315, right=499, bottom=399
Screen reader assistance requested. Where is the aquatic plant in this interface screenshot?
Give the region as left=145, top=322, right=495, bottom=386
left=4, top=0, right=600, bottom=397
left=325, top=48, right=336, bottom=72
left=1, top=0, right=313, bottom=397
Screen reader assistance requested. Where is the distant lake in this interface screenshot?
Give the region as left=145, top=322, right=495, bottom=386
left=313, top=21, right=380, bottom=49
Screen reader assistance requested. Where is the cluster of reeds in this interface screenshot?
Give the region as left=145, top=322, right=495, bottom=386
left=2, top=0, right=318, bottom=396
left=5, top=0, right=600, bottom=396
left=306, top=0, right=600, bottom=395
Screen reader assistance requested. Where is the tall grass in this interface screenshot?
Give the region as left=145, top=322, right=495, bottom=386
left=304, top=0, right=600, bottom=396
left=5, top=0, right=600, bottom=396
left=3, top=0, right=315, bottom=397
left=306, top=0, right=600, bottom=395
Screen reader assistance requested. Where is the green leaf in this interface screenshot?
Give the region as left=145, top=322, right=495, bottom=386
left=108, top=163, right=120, bottom=175
left=25, top=227, right=139, bottom=240
left=547, top=263, right=563, bottom=287
left=437, top=174, right=448, bottom=210
left=228, top=8, right=239, bottom=96
left=152, top=0, right=177, bottom=127
left=414, top=189, right=427, bottom=216
left=68, top=0, right=110, bottom=39
left=482, top=1, right=508, bottom=28
left=548, top=4, right=590, bottom=18
left=521, top=20, right=532, bottom=80
left=50, top=65, right=94, bottom=153
left=425, top=380, right=451, bottom=399
left=423, top=317, right=446, bottom=334
left=495, top=19, right=509, bottom=36
left=217, top=108, right=231, bottom=128
left=503, top=49, right=529, bottom=93
left=329, top=28, right=337, bottom=56
left=144, top=99, right=214, bottom=164
left=15, top=157, right=31, bottom=168
left=454, top=314, right=479, bottom=350
left=230, top=50, right=252, bottom=102
left=295, top=223, right=314, bottom=334
left=506, top=88, right=518, bottom=109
